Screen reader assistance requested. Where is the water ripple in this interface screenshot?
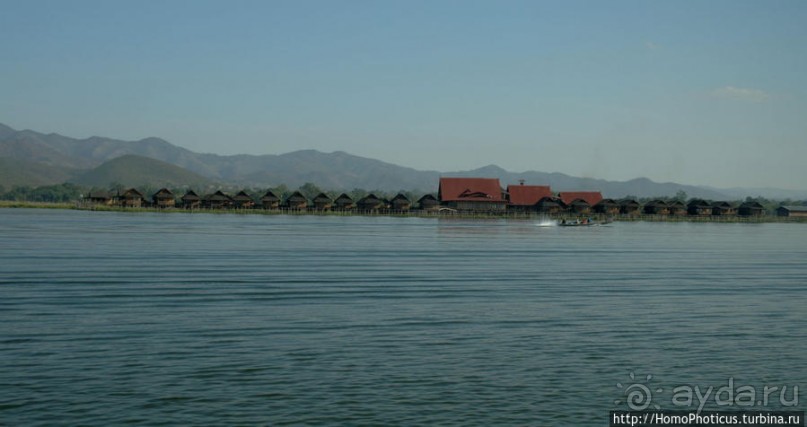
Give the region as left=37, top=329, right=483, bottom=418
left=1, top=210, right=806, bottom=426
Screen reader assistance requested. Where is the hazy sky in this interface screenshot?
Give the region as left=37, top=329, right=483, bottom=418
left=1, top=0, right=805, bottom=189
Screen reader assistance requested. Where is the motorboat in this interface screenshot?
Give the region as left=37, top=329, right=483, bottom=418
left=558, top=218, right=612, bottom=227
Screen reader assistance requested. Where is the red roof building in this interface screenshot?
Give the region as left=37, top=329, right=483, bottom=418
left=557, top=191, right=603, bottom=207
left=507, top=184, right=553, bottom=208
left=438, top=177, right=506, bottom=211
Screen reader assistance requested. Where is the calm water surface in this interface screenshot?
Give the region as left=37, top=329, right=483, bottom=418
left=1, top=209, right=806, bottom=426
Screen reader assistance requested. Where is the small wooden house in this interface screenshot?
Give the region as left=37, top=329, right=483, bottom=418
left=566, top=199, right=593, bottom=214
left=687, top=199, right=712, bottom=216
left=417, top=194, right=439, bottom=211
left=619, top=199, right=641, bottom=215
left=390, top=193, right=412, bottom=211
left=738, top=201, right=765, bottom=216
left=260, top=190, right=280, bottom=210
left=776, top=206, right=807, bottom=217
left=202, top=191, right=232, bottom=209
left=668, top=200, right=687, bottom=216
left=312, top=193, right=333, bottom=211
left=181, top=190, right=201, bottom=209
left=643, top=200, right=669, bottom=215
left=86, top=190, right=113, bottom=205
left=593, top=198, right=619, bottom=215
left=711, top=201, right=736, bottom=216
left=334, top=193, right=355, bottom=210
left=357, top=193, right=386, bottom=211
left=232, top=191, right=256, bottom=209
left=118, top=188, right=145, bottom=208
left=535, top=196, right=563, bottom=214
left=152, top=188, right=175, bottom=208
left=284, top=191, right=308, bottom=210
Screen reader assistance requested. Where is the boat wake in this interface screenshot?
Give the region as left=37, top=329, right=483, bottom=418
left=535, top=219, right=558, bottom=227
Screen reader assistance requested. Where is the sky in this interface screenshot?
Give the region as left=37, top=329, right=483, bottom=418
left=1, top=0, right=806, bottom=189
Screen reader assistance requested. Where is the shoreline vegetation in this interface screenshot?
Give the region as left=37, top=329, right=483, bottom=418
left=2, top=201, right=805, bottom=223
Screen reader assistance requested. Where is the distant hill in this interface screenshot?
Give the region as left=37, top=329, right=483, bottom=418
left=0, top=157, right=78, bottom=189
left=237, top=150, right=441, bottom=191
left=2, top=121, right=804, bottom=199
left=0, top=124, right=437, bottom=188
left=69, top=155, right=211, bottom=188
left=0, top=125, right=219, bottom=175
left=0, top=130, right=96, bottom=169
left=0, top=123, right=17, bottom=140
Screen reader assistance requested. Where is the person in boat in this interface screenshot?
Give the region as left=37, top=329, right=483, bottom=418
left=561, top=219, right=566, bottom=225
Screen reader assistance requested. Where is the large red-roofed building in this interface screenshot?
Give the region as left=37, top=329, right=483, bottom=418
left=507, top=184, right=553, bottom=210
left=439, top=177, right=507, bottom=211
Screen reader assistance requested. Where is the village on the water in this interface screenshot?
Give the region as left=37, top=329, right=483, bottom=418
left=80, top=177, right=807, bottom=219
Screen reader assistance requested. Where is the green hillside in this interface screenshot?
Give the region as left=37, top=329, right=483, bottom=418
left=0, top=157, right=78, bottom=189
left=70, top=154, right=212, bottom=188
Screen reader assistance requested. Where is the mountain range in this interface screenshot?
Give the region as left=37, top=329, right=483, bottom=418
left=1, top=122, right=804, bottom=200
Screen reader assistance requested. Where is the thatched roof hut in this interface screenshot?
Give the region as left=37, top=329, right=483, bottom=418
left=619, top=199, right=641, bottom=215
left=181, top=190, right=201, bottom=209
left=643, top=200, right=669, bottom=215
left=593, top=198, right=619, bottom=214
left=118, top=188, right=145, bottom=208
left=334, top=193, right=355, bottom=210
left=285, top=191, right=308, bottom=210
left=565, top=198, right=593, bottom=214
left=668, top=200, right=687, bottom=215
left=86, top=190, right=112, bottom=205
left=312, top=193, right=333, bottom=210
left=390, top=193, right=411, bottom=211
left=711, top=201, right=736, bottom=216
left=232, top=191, right=255, bottom=209
left=535, top=196, right=563, bottom=214
left=687, top=199, right=712, bottom=216
left=202, top=190, right=232, bottom=209
left=260, top=190, right=280, bottom=209
left=152, top=188, right=175, bottom=208
left=738, top=201, right=765, bottom=216
left=417, top=194, right=439, bottom=210
left=357, top=193, right=386, bottom=211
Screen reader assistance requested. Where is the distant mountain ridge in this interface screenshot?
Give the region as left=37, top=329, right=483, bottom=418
left=71, top=155, right=212, bottom=188
left=1, top=122, right=804, bottom=199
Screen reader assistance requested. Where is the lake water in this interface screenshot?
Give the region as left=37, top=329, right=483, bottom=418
left=1, top=209, right=806, bottom=426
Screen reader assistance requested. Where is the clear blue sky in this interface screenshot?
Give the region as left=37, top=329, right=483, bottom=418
left=1, top=0, right=805, bottom=189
